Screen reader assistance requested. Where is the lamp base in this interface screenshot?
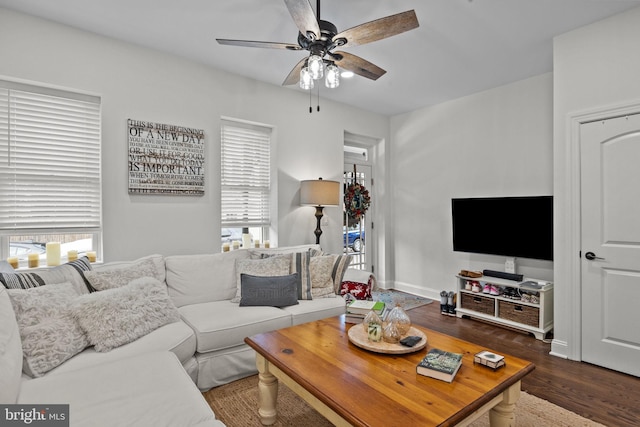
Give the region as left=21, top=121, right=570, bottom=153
left=314, top=206, right=324, bottom=245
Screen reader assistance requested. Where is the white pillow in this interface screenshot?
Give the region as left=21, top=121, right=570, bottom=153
left=84, top=258, right=160, bottom=291
left=231, top=256, right=291, bottom=303
left=72, top=277, right=180, bottom=352
left=310, top=254, right=352, bottom=298
left=7, top=282, right=89, bottom=377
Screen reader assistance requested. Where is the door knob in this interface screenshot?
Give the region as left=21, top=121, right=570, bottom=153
left=585, top=251, right=605, bottom=261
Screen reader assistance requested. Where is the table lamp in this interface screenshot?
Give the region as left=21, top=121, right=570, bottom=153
left=300, top=178, right=340, bottom=245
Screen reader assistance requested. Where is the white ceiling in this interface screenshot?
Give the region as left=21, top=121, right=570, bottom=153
left=1, top=0, right=639, bottom=116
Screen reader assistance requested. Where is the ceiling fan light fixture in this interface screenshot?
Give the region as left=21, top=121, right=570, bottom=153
left=299, top=66, right=314, bottom=90
left=341, top=70, right=355, bottom=79
left=308, top=54, right=324, bottom=80
left=325, top=64, right=340, bottom=88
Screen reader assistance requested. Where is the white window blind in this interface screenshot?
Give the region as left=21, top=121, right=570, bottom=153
left=221, top=120, right=271, bottom=227
left=0, top=81, right=101, bottom=231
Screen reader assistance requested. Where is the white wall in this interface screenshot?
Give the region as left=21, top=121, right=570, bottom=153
left=389, top=74, right=554, bottom=300
left=552, top=6, right=640, bottom=359
left=0, top=8, right=389, bottom=262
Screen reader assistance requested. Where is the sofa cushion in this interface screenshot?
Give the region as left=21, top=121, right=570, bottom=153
left=250, top=248, right=317, bottom=300
left=281, top=298, right=347, bottom=326
left=92, top=254, right=166, bottom=285
left=0, top=257, right=92, bottom=295
left=239, top=273, right=299, bottom=308
left=18, top=351, right=225, bottom=427
left=84, top=257, right=160, bottom=291
left=309, top=254, right=351, bottom=298
left=165, top=250, right=250, bottom=307
left=8, top=282, right=89, bottom=377
left=231, top=256, right=291, bottom=303
left=72, top=277, right=181, bottom=352
left=179, top=300, right=291, bottom=353
left=46, top=321, right=196, bottom=376
left=0, top=287, right=23, bottom=403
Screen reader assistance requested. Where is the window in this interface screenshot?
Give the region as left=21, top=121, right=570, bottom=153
left=220, top=119, right=272, bottom=247
left=0, top=80, right=102, bottom=266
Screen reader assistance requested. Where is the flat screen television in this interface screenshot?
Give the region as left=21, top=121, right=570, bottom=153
left=451, top=196, right=553, bottom=261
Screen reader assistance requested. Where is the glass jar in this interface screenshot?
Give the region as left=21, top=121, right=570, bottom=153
left=383, top=321, right=401, bottom=344
left=388, top=304, right=411, bottom=336
left=363, top=310, right=383, bottom=342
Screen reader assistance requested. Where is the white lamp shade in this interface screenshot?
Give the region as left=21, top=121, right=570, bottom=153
left=300, top=179, right=340, bottom=206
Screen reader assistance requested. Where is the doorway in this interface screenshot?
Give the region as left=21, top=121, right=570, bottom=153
left=343, top=132, right=376, bottom=272
left=580, top=113, right=640, bottom=377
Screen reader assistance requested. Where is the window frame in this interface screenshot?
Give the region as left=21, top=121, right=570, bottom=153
left=0, top=79, right=102, bottom=262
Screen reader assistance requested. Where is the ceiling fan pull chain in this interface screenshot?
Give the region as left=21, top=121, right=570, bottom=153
left=317, top=83, right=321, bottom=112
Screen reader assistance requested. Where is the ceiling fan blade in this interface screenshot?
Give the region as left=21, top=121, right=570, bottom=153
left=333, top=10, right=419, bottom=48
left=284, top=0, right=320, bottom=40
left=282, top=57, right=308, bottom=86
left=216, top=39, right=302, bottom=50
left=331, top=51, right=386, bottom=81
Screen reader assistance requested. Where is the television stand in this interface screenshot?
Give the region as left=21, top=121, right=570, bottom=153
left=455, top=274, right=553, bottom=340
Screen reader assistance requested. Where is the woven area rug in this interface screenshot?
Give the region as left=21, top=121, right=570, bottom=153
left=203, top=375, right=605, bottom=427
left=370, top=289, right=433, bottom=311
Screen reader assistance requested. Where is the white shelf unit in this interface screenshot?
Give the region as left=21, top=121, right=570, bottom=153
left=455, top=275, right=553, bottom=340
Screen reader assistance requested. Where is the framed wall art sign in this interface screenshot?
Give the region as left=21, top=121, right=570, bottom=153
left=127, top=119, right=205, bottom=195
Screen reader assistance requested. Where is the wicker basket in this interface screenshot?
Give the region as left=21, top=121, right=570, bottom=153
left=498, top=300, right=539, bottom=327
left=461, top=293, right=495, bottom=315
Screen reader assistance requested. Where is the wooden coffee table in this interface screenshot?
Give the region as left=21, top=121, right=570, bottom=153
left=245, top=316, right=535, bottom=427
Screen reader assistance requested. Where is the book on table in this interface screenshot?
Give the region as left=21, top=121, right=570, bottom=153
left=416, top=348, right=463, bottom=383
left=347, top=300, right=385, bottom=316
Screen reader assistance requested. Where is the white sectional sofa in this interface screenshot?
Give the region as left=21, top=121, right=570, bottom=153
left=0, top=244, right=350, bottom=426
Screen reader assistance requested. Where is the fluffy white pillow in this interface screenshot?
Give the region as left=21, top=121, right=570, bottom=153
left=231, top=256, right=291, bottom=303
left=71, top=277, right=180, bottom=352
left=83, top=258, right=160, bottom=291
left=7, top=282, right=89, bottom=377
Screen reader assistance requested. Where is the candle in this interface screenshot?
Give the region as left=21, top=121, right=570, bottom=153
left=264, top=240, right=270, bottom=249
left=222, top=242, right=230, bottom=252
left=7, top=257, right=18, bottom=269
left=242, top=233, right=251, bottom=248
left=28, top=253, right=39, bottom=268
left=46, top=242, right=61, bottom=266
left=232, top=241, right=240, bottom=250
left=67, top=250, right=78, bottom=262
left=254, top=240, right=261, bottom=248
left=86, top=251, right=97, bottom=262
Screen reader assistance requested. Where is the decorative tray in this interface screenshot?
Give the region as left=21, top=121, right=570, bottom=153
left=347, top=324, right=427, bottom=354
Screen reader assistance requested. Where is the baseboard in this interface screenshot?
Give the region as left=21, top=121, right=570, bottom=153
left=550, top=339, right=569, bottom=359
left=388, top=280, right=441, bottom=301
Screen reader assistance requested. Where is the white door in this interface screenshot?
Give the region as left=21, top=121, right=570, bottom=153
left=580, top=113, right=640, bottom=377
left=343, top=164, right=372, bottom=271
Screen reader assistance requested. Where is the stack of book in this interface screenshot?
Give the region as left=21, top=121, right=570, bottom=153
left=345, top=300, right=386, bottom=324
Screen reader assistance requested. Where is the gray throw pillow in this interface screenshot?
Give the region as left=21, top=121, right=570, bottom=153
left=239, top=273, right=299, bottom=308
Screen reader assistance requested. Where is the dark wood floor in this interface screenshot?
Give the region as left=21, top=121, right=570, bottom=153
left=408, top=300, right=639, bottom=427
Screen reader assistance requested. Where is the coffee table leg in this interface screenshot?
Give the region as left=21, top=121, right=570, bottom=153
left=256, top=354, right=279, bottom=426
left=489, top=381, right=521, bottom=427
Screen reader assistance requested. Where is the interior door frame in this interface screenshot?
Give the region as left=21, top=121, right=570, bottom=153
left=561, top=99, right=640, bottom=361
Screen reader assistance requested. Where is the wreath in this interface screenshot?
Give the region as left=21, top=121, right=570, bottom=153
left=344, top=182, right=371, bottom=220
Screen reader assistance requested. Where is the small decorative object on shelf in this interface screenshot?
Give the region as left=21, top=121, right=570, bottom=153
left=363, top=310, right=383, bottom=342
left=387, top=304, right=411, bottom=335
left=7, top=257, right=18, bottom=269
left=474, top=350, right=505, bottom=370
left=28, top=253, right=39, bottom=268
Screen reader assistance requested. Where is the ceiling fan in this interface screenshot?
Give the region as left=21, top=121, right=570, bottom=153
left=216, top=0, right=419, bottom=91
